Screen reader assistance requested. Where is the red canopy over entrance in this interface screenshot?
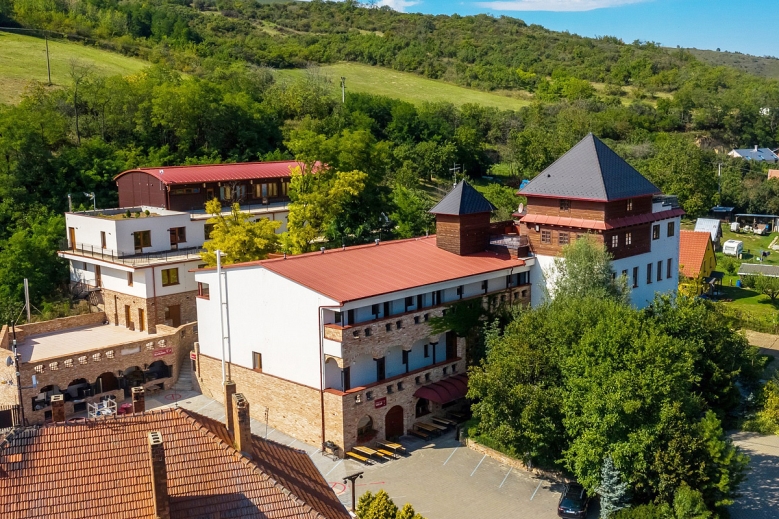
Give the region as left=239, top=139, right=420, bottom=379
left=412, top=374, right=468, bottom=405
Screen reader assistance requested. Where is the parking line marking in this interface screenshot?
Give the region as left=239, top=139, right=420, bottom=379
left=530, top=481, right=542, bottom=500
left=192, top=400, right=215, bottom=414
left=499, top=467, right=513, bottom=488
left=287, top=439, right=297, bottom=447
left=443, top=447, right=459, bottom=465
left=470, top=454, right=487, bottom=476
left=325, top=460, right=343, bottom=477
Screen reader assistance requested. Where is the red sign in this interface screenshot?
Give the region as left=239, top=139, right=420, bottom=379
left=374, top=397, right=387, bottom=409
left=189, top=351, right=197, bottom=360
left=153, top=347, right=173, bottom=357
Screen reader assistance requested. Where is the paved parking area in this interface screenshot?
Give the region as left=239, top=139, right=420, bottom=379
left=142, top=390, right=568, bottom=518
left=729, top=432, right=779, bottom=519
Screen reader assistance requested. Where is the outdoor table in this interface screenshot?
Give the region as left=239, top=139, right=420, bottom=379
left=426, top=422, right=447, bottom=431
left=432, top=417, right=457, bottom=427
left=415, top=422, right=440, bottom=435
left=353, top=446, right=386, bottom=460
left=376, top=440, right=405, bottom=454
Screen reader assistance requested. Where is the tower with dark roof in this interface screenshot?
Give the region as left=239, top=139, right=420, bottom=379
left=429, top=181, right=496, bottom=256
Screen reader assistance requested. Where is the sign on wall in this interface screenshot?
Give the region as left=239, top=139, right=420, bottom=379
left=153, top=347, right=173, bottom=358
left=189, top=351, right=197, bottom=360
left=374, top=397, right=387, bottom=409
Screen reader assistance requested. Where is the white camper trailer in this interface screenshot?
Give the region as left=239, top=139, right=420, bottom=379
left=723, top=239, right=743, bottom=257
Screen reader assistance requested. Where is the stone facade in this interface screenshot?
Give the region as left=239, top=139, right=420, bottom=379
left=101, top=287, right=197, bottom=334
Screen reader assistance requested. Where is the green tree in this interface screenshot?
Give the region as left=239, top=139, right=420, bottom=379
left=356, top=490, right=426, bottom=519
left=753, top=273, right=779, bottom=302
left=482, top=183, right=521, bottom=221
left=550, top=235, right=630, bottom=303
left=598, top=455, right=630, bottom=518
left=200, top=199, right=280, bottom=266
left=389, top=185, right=433, bottom=239
left=672, top=483, right=711, bottom=519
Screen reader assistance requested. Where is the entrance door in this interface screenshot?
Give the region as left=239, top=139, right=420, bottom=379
left=124, top=305, right=132, bottom=329
left=69, top=227, right=76, bottom=250
left=167, top=305, right=181, bottom=327
left=137, top=308, right=145, bottom=332
left=446, top=331, right=457, bottom=361
left=169, top=228, right=179, bottom=251
left=94, top=265, right=102, bottom=288
left=385, top=405, right=404, bottom=441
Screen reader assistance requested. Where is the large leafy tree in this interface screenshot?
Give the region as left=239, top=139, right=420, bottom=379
left=549, top=235, right=630, bottom=303
left=200, top=200, right=280, bottom=266
left=357, top=490, right=425, bottom=519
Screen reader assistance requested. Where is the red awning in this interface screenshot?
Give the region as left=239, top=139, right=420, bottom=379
left=413, top=374, right=468, bottom=405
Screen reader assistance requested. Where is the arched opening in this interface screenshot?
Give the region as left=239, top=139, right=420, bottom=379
left=324, top=358, right=341, bottom=391
left=122, top=366, right=144, bottom=397
left=32, top=384, right=61, bottom=410
left=64, top=378, right=90, bottom=401
left=356, top=415, right=377, bottom=444
left=385, top=405, right=404, bottom=441
left=415, top=398, right=431, bottom=418
left=96, top=372, right=119, bottom=393
left=146, top=360, right=171, bottom=380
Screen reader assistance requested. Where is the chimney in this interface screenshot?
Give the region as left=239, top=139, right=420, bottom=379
left=147, top=432, right=170, bottom=519
left=51, top=394, right=65, bottom=422
left=755, top=145, right=759, bottom=152
left=429, top=181, right=495, bottom=256
left=224, top=380, right=236, bottom=433
left=232, top=393, right=252, bottom=458
left=132, top=386, right=145, bottom=413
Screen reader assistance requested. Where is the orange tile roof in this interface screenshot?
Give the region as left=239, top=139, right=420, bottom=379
left=0, top=408, right=349, bottom=519
left=113, top=161, right=320, bottom=185
left=679, top=230, right=712, bottom=279
left=210, top=236, right=525, bottom=303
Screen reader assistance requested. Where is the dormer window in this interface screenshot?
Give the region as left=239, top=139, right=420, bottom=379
left=626, top=199, right=633, bottom=211
left=559, top=200, right=570, bottom=211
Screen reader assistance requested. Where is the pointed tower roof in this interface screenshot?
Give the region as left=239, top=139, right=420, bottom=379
left=429, top=181, right=496, bottom=215
left=519, top=133, right=660, bottom=201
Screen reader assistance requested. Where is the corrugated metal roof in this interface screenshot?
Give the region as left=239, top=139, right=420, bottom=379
left=729, top=148, right=779, bottom=162
left=694, top=218, right=722, bottom=241
left=738, top=263, right=779, bottom=277
left=519, top=133, right=660, bottom=201
left=114, top=161, right=312, bottom=185
left=679, top=230, right=713, bottom=279
left=215, top=236, right=524, bottom=303
left=429, top=181, right=496, bottom=215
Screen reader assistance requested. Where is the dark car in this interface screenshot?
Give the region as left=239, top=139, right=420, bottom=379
left=557, top=483, right=590, bottom=518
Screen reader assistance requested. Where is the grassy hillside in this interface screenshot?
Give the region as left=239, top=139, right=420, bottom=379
left=0, top=31, right=148, bottom=104
left=685, top=48, right=779, bottom=80
left=275, top=62, right=532, bottom=110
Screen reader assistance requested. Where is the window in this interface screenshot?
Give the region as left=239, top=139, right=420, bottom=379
left=161, top=268, right=179, bottom=286
left=396, top=320, right=403, bottom=330
left=281, top=180, right=290, bottom=196
left=541, top=230, right=552, bottom=244
left=424, top=344, right=429, bottom=358
left=387, top=385, right=393, bottom=394
left=402, top=350, right=409, bottom=365
left=252, top=352, right=262, bottom=371
left=414, top=316, right=420, bottom=324
left=254, top=183, right=278, bottom=198
left=558, top=232, right=570, bottom=245
left=100, top=231, right=106, bottom=249
left=198, top=282, right=209, bottom=299
left=456, top=286, right=463, bottom=298
left=633, top=267, right=639, bottom=288
left=204, top=224, right=215, bottom=240
left=626, top=199, right=633, bottom=211
left=405, top=296, right=413, bottom=310
left=646, top=263, right=653, bottom=284
left=364, top=328, right=372, bottom=337
left=385, top=323, right=392, bottom=332
left=657, top=261, right=663, bottom=282
left=220, top=185, right=232, bottom=200
left=667, top=222, right=675, bottom=237
left=133, top=230, right=151, bottom=250
left=625, top=232, right=632, bottom=245
left=376, top=357, right=386, bottom=381
left=611, top=235, right=619, bottom=248
left=443, top=367, right=449, bottom=375
left=653, top=225, right=660, bottom=240
left=667, top=258, right=673, bottom=278
left=371, top=304, right=379, bottom=317
left=559, top=200, right=570, bottom=211
left=622, top=269, right=628, bottom=279
left=127, top=272, right=133, bottom=287
left=171, top=227, right=186, bottom=244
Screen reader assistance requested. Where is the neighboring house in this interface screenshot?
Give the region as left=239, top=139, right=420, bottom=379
left=0, top=389, right=350, bottom=519
left=694, top=218, right=723, bottom=248
left=734, top=213, right=779, bottom=234
left=737, top=263, right=779, bottom=278
left=678, top=231, right=717, bottom=295
left=728, top=146, right=779, bottom=163
left=517, top=133, right=684, bottom=308
left=193, top=182, right=535, bottom=455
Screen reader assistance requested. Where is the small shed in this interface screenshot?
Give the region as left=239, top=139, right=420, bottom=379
left=694, top=218, right=722, bottom=247
left=737, top=263, right=779, bottom=278
left=734, top=214, right=779, bottom=234
left=710, top=206, right=735, bottom=222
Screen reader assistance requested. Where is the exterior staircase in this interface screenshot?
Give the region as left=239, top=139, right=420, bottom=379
left=172, top=359, right=193, bottom=391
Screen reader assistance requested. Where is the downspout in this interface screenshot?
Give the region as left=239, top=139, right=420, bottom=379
left=318, top=303, right=342, bottom=449
left=151, top=265, right=158, bottom=333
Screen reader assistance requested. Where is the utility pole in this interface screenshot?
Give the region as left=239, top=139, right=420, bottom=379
left=23, top=279, right=31, bottom=323
left=343, top=472, right=364, bottom=512
left=67, top=193, right=72, bottom=212
left=449, top=163, right=461, bottom=187
left=718, top=163, right=723, bottom=199
left=340, top=76, right=346, bottom=104
left=45, top=32, right=51, bottom=86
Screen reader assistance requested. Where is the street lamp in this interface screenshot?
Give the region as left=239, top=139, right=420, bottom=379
left=343, top=471, right=364, bottom=512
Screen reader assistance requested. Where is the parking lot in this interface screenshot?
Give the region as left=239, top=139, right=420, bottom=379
left=729, top=432, right=779, bottom=519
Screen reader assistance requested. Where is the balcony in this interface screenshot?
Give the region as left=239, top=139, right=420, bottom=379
left=323, top=285, right=531, bottom=347
left=60, top=241, right=205, bottom=266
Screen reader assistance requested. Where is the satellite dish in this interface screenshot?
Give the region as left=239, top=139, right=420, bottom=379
left=5, top=356, right=12, bottom=367
left=517, top=202, right=524, bottom=214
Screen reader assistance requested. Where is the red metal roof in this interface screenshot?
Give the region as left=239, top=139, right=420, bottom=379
left=413, top=374, right=468, bottom=404
left=516, top=208, right=685, bottom=231
left=679, top=230, right=713, bottom=279
left=114, top=161, right=315, bottom=185
left=214, top=236, right=525, bottom=303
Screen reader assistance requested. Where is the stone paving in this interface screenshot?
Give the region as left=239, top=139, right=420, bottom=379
left=730, top=432, right=779, bottom=519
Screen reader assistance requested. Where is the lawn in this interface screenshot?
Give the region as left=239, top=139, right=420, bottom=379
left=0, top=31, right=149, bottom=105
left=274, top=62, right=533, bottom=111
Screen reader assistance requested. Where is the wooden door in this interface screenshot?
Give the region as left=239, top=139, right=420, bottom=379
left=100, top=231, right=106, bottom=249
left=168, top=305, right=181, bottom=327
left=68, top=227, right=76, bottom=250
left=385, top=406, right=404, bottom=441
left=94, top=265, right=102, bottom=287
left=446, top=331, right=457, bottom=361
left=137, top=308, right=145, bottom=332
left=169, top=229, right=178, bottom=251
left=124, top=305, right=132, bottom=329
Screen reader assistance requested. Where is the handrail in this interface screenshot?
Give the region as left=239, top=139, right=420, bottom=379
left=60, top=239, right=204, bottom=265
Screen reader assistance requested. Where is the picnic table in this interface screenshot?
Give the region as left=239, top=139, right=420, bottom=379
left=353, top=445, right=388, bottom=461
left=376, top=440, right=406, bottom=455
left=432, top=416, right=457, bottom=427
left=414, top=422, right=441, bottom=436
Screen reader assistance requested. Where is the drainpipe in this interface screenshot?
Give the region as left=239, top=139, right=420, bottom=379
left=218, top=250, right=226, bottom=384
left=151, top=265, right=158, bottom=333
left=318, top=304, right=342, bottom=449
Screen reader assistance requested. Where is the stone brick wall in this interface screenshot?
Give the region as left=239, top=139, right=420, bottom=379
left=16, top=322, right=196, bottom=424
left=102, top=288, right=197, bottom=334
left=14, top=312, right=107, bottom=342
left=154, top=291, right=198, bottom=330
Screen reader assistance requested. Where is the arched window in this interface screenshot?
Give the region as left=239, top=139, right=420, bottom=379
left=416, top=398, right=430, bottom=418
left=356, top=415, right=376, bottom=443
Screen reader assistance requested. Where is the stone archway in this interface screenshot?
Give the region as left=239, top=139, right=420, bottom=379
left=385, top=405, right=404, bottom=441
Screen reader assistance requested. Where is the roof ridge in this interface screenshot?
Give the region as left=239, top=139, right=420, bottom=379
left=136, top=160, right=302, bottom=171
left=590, top=134, right=609, bottom=200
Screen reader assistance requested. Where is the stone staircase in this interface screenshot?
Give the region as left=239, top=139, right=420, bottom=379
left=172, top=359, right=193, bottom=391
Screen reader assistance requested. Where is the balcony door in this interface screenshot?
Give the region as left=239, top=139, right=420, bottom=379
left=445, top=331, right=457, bottom=361
left=68, top=227, right=76, bottom=250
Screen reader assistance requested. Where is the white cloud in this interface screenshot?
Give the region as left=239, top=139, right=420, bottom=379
left=476, top=0, right=649, bottom=12
left=375, top=0, right=419, bottom=12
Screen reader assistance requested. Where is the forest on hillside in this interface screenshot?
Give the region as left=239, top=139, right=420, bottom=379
left=2, top=0, right=779, bottom=313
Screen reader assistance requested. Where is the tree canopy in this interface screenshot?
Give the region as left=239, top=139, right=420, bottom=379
left=201, top=200, right=280, bottom=266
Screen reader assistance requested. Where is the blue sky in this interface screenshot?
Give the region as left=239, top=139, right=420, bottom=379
left=379, top=0, right=776, bottom=57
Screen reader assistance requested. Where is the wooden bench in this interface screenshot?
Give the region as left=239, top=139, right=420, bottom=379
left=432, top=417, right=457, bottom=427
left=346, top=451, right=372, bottom=464
left=408, top=428, right=431, bottom=441
left=377, top=448, right=397, bottom=459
